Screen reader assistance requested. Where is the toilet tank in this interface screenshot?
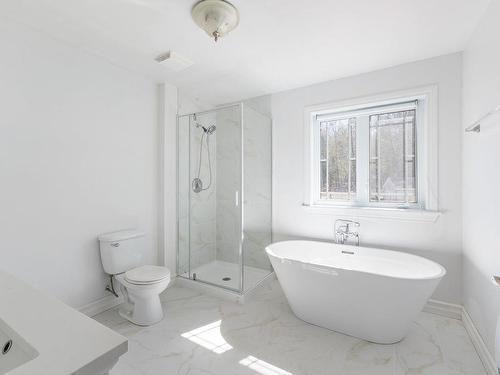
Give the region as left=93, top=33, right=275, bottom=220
left=98, top=230, right=146, bottom=275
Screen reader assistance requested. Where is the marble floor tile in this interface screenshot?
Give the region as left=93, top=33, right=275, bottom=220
left=93, top=280, right=487, bottom=375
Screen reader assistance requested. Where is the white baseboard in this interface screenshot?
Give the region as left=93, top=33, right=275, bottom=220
left=423, top=299, right=463, bottom=320
left=422, top=299, right=498, bottom=374
left=79, top=294, right=124, bottom=317
left=462, top=308, right=498, bottom=375
left=423, top=299, right=497, bottom=375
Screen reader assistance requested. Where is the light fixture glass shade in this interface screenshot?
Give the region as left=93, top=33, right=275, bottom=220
left=191, top=0, right=239, bottom=41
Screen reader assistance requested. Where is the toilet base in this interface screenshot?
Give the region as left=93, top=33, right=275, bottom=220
left=118, top=302, right=163, bottom=326
left=115, top=274, right=169, bottom=326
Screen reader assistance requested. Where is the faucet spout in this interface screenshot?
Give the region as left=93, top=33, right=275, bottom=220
left=334, top=219, right=360, bottom=246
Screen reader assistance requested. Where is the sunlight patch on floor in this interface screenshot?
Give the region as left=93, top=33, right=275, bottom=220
left=239, top=355, right=293, bottom=375
left=181, top=320, right=232, bottom=354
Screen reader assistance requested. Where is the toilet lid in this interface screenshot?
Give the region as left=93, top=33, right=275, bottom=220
left=125, top=265, right=170, bottom=284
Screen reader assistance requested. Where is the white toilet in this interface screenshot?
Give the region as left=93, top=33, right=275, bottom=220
left=98, top=230, right=170, bottom=326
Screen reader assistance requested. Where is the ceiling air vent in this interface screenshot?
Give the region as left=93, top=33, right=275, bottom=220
left=155, top=51, right=194, bottom=72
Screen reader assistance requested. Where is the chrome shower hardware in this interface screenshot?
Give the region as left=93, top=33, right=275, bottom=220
left=192, top=114, right=216, bottom=193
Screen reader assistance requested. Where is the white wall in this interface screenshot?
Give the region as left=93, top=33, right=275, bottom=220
left=462, top=0, right=500, bottom=356
left=158, top=83, right=178, bottom=276
left=271, top=53, right=463, bottom=303
left=0, top=18, right=159, bottom=308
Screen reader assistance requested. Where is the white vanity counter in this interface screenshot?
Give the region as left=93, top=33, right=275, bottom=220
left=0, top=270, right=127, bottom=375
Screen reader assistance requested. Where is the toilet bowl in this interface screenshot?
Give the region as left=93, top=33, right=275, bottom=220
left=98, top=230, right=171, bottom=327
left=115, top=265, right=170, bottom=326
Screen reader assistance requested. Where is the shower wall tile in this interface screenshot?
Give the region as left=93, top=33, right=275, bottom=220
left=214, top=105, right=272, bottom=272
left=190, top=112, right=217, bottom=270
left=180, top=105, right=272, bottom=278
left=215, top=107, right=241, bottom=265
left=242, top=105, right=272, bottom=271
left=215, top=198, right=240, bottom=264
left=177, top=116, right=191, bottom=275
left=178, top=112, right=218, bottom=273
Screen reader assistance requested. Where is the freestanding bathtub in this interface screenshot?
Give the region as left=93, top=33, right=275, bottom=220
left=266, top=240, right=446, bottom=344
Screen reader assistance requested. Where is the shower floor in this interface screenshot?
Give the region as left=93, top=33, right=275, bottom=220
left=182, top=260, right=272, bottom=292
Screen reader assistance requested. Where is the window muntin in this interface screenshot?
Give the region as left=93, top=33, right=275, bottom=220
left=313, top=100, right=420, bottom=208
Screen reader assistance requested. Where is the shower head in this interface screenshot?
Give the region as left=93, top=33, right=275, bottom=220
left=193, top=113, right=216, bottom=135
left=206, top=125, right=216, bottom=135
left=195, top=122, right=216, bottom=135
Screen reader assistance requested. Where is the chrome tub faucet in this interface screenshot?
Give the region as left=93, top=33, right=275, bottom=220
left=334, top=219, right=360, bottom=246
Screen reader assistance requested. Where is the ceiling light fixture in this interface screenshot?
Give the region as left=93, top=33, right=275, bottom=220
left=191, top=0, right=239, bottom=42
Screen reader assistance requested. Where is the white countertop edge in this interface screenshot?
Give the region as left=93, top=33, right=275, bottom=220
left=73, top=341, right=128, bottom=375
left=0, top=270, right=128, bottom=375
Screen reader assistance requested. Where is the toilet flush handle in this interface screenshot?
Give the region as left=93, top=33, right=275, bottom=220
left=111, top=242, right=120, bottom=247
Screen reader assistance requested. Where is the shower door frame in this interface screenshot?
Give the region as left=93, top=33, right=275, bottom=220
left=176, top=103, right=245, bottom=294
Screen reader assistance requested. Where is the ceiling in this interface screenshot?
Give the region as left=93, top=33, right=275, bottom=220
left=1, top=0, right=490, bottom=106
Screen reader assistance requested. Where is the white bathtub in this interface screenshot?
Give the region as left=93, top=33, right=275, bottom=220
left=266, top=240, right=446, bottom=344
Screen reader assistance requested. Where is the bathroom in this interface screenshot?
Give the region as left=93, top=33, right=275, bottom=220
left=0, top=0, right=499, bottom=374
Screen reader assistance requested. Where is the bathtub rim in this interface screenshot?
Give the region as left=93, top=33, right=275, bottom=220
left=265, top=240, right=447, bottom=281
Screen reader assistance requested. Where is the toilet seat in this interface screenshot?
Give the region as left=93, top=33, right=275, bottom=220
left=124, top=265, right=170, bottom=285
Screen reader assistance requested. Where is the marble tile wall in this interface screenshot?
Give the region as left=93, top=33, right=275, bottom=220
left=241, top=105, right=272, bottom=271
left=215, top=106, right=242, bottom=265
left=178, top=112, right=217, bottom=273
left=215, top=105, right=273, bottom=272
left=177, top=115, right=190, bottom=275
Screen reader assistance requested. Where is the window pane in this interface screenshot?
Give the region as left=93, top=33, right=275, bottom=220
left=328, top=121, right=348, bottom=197
left=350, top=118, right=356, bottom=158
left=406, top=158, right=416, bottom=202
left=320, top=160, right=327, bottom=193
left=319, top=118, right=356, bottom=201
left=349, top=119, right=356, bottom=197
left=369, top=110, right=417, bottom=204
left=369, top=161, right=378, bottom=201
left=405, top=118, right=415, bottom=156
left=369, top=125, right=379, bottom=201
left=369, top=125, right=378, bottom=156
left=350, top=162, right=356, bottom=193
left=320, top=123, right=327, bottom=160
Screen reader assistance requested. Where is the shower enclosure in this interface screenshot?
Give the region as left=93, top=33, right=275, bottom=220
left=177, top=103, right=273, bottom=294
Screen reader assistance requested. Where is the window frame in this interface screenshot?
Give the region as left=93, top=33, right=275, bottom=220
left=303, top=86, right=439, bottom=220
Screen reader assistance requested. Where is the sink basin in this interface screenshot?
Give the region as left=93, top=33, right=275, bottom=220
left=0, top=318, right=38, bottom=375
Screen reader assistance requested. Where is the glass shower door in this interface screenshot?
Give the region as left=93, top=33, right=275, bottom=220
left=178, top=105, right=243, bottom=292
left=177, top=114, right=191, bottom=278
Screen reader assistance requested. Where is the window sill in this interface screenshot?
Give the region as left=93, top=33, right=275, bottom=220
left=301, top=204, right=441, bottom=223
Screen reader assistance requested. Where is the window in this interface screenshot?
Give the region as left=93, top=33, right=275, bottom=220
left=308, top=92, right=435, bottom=211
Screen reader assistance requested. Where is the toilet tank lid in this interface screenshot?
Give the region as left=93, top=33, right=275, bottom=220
left=98, top=230, right=145, bottom=242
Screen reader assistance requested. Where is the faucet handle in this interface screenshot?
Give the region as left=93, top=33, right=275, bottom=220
left=335, top=219, right=360, bottom=229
